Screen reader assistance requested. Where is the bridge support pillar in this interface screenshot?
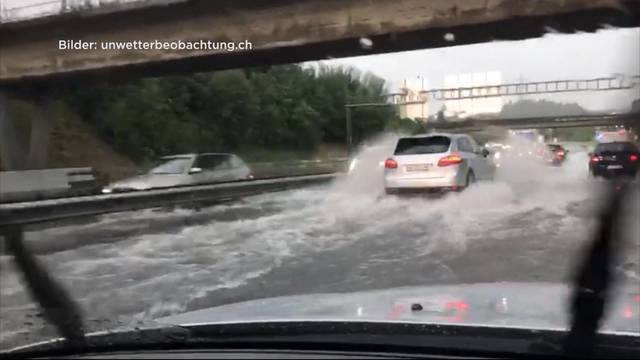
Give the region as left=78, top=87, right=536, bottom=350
left=0, top=92, right=54, bottom=171
left=27, top=100, right=54, bottom=169
left=0, top=91, right=24, bottom=170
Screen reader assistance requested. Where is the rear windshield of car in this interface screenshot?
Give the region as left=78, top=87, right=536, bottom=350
left=547, top=144, right=562, bottom=150
left=394, top=136, right=451, bottom=155
left=595, top=142, right=639, bottom=153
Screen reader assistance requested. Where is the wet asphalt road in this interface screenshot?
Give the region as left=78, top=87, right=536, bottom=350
left=1, top=147, right=638, bottom=349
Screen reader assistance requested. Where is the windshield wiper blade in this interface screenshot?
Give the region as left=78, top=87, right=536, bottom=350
left=563, top=182, right=628, bottom=358
left=2, top=225, right=85, bottom=346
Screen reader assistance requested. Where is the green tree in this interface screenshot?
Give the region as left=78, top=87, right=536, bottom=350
left=58, top=64, right=397, bottom=164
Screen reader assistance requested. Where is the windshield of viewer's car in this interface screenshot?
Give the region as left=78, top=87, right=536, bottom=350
left=0, top=3, right=639, bottom=353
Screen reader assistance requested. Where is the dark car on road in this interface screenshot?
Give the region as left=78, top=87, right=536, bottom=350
left=589, top=141, right=639, bottom=178
left=544, top=144, right=568, bottom=166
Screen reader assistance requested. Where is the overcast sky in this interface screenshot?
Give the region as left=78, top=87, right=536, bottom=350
left=309, top=27, right=640, bottom=113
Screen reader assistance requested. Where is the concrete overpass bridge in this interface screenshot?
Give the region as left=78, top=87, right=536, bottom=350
left=1, top=0, right=639, bottom=86
left=424, top=113, right=640, bottom=145
left=1, top=0, right=639, bottom=170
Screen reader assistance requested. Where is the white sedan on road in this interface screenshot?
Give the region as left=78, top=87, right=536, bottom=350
left=384, top=133, right=495, bottom=194
left=102, top=153, right=253, bottom=193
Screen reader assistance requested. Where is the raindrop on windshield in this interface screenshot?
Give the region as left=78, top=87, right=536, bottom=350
left=360, top=37, right=373, bottom=49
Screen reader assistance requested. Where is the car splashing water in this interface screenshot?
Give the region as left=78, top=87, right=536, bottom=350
left=1, top=132, right=637, bottom=349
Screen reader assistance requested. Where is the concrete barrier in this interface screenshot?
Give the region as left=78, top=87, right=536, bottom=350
left=0, top=167, right=98, bottom=203
left=250, top=159, right=347, bottom=178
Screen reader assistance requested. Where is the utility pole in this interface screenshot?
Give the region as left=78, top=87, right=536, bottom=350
left=345, top=106, right=352, bottom=155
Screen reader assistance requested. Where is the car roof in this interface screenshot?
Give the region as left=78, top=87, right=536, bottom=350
left=595, top=141, right=638, bottom=148
left=160, top=154, right=196, bottom=159
left=161, top=153, right=236, bottom=159
left=198, top=152, right=236, bottom=156
left=596, top=141, right=634, bottom=145
left=399, top=132, right=462, bottom=139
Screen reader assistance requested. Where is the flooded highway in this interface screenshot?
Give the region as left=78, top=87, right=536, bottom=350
left=1, top=144, right=638, bottom=349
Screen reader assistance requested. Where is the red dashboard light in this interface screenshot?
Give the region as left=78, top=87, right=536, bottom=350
left=622, top=305, right=634, bottom=319
left=445, top=300, right=469, bottom=311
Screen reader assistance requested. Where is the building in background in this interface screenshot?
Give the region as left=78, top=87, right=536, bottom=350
left=442, top=71, right=503, bottom=118
left=394, top=79, right=428, bottom=121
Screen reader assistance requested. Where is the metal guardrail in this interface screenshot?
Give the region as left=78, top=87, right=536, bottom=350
left=250, top=159, right=347, bottom=178
left=0, top=173, right=337, bottom=226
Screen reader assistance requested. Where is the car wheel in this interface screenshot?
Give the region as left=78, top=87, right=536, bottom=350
left=465, top=171, right=476, bottom=188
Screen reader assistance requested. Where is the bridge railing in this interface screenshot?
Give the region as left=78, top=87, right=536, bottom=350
left=0, top=0, right=177, bottom=24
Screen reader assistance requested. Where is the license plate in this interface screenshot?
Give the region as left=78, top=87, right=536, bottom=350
left=607, top=165, right=623, bottom=170
left=406, top=164, right=431, bottom=172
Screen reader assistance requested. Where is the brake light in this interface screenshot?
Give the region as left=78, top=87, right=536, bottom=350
left=630, top=154, right=638, bottom=162
left=590, top=155, right=601, bottom=163
left=438, top=154, right=462, bottom=166
left=384, top=158, right=398, bottom=169
left=556, top=150, right=565, bottom=156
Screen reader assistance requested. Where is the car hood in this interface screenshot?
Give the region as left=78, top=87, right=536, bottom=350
left=106, top=174, right=188, bottom=190
left=157, top=282, right=639, bottom=333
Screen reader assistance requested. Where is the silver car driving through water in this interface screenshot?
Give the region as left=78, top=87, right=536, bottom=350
left=384, top=133, right=494, bottom=194
left=102, top=153, right=253, bottom=193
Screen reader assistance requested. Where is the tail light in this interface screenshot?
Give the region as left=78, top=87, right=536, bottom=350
left=590, top=155, right=602, bottom=163
left=438, top=154, right=462, bottom=167
left=556, top=150, right=565, bottom=156
left=630, top=154, right=638, bottom=162
left=384, top=158, right=398, bottom=169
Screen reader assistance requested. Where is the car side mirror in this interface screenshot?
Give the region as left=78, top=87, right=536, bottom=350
left=587, top=152, right=593, bottom=157
left=481, top=148, right=490, bottom=157
left=189, top=167, right=203, bottom=174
